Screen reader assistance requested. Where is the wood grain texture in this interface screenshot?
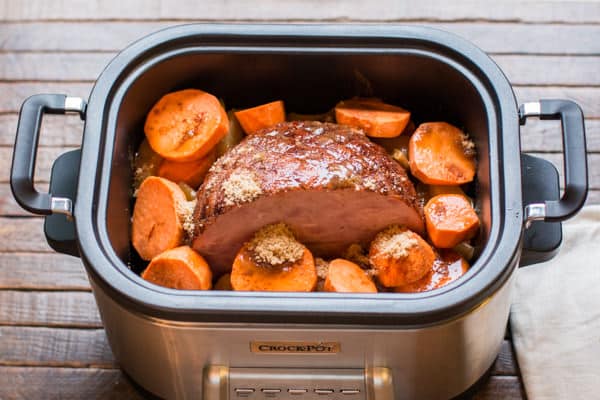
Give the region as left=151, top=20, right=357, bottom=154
left=0, top=183, right=48, bottom=216
left=2, top=22, right=600, bottom=54
left=514, top=87, right=600, bottom=118
left=0, top=291, right=100, bottom=327
left=0, top=114, right=84, bottom=147
left=0, top=253, right=89, bottom=289
left=2, top=83, right=598, bottom=117
left=0, top=83, right=92, bottom=113
left=0, top=0, right=598, bottom=23
left=527, top=153, right=600, bottom=190
left=3, top=52, right=599, bottom=86
left=0, top=147, right=74, bottom=183
left=521, top=119, right=600, bottom=153
left=0, top=367, right=144, bottom=400
left=0, top=218, right=53, bottom=252
left=0, top=327, right=113, bottom=367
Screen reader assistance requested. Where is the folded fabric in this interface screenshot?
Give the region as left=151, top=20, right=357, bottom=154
left=510, top=205, right=600, bottom=400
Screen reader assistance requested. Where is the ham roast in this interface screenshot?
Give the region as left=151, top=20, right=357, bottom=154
left=192, top=121, right=424, bottom=275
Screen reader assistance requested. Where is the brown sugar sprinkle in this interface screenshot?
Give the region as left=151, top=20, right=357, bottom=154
left=372, top=225, right=419, bottom=260
left=176, top=200, right=196, bottom=243
left=222, top=169, right=263, bottom=207
left=461, top=132, right=476, bottom=157
left=315, top=257, right=330, bottom=280
left=248, top=223, right=305, bottom=267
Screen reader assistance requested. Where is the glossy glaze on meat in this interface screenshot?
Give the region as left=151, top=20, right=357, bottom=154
left=192, top=121, right=424, bottom=275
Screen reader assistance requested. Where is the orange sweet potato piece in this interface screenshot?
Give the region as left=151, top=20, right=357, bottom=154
left=157, top=149, right=216, bottom=189
left=424, top=194, right=480, bottom=248
left=395, top=250, right=469, bottom=293
left=141, top=246, right=212, bottom=290
left=231, top=247, right=317, bottom=292
left=131, top=176, right=186, bottom=260
left=235, top=100, right=286, bottom=135
left=324, top=259, right=377, bottom=293
left=214, top=273, right=233, bottom=290
left=408, top=122, right=476, bottom=185
left=369, top=226, right=435, bottom=287
left=144, top=89, right=229, bottom=162
left=335, top=97, right=411, bottom=138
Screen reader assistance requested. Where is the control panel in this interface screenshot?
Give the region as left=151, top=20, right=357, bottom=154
left=203, top=366, right=393, bottom=400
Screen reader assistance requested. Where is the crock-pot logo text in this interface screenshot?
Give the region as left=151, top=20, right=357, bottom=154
left=251, top=341, right=340, bottom=354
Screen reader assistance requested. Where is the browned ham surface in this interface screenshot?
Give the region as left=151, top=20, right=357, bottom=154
left=192, top=121, right=423, bottom=275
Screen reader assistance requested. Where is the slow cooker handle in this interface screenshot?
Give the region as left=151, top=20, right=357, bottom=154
left=10, top=94, right=86, bottom=217
left=519, top=99, right=588, bottom=224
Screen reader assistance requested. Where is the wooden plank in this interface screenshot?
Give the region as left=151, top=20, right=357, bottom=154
left=0, top=291, right=100, bottom=327
left=1, top=83, right=599, bottom=118
left=0, top=367, right=144, bottom=400
left=0, top=0, right=598, bottom=23
left=0, top=114, right=84, bottom=147
left=0, top=83, right=92, bottom=113
left=0, top=253, right=89, bottom=289
left=514, top=87, right=600, bottom=118
left=491, top=340, right=518, bottom=376
left=0, top=183, right=49, bottom=216
left=0, top=218, right=58, bottom=252
left=471, top=376, right=524, bottom=400
left=527, top=153, right=600, bottom=191
left=2, top=22, right=600, bottom=55
left=494, top=55, right=600, bottom=86
left=0, top=147, right=72, bottom=183
left=0, top=327, right=113, bottom=367
left=3, top=52, right=599, bottom=86
left=587, top=189, right=600, bottom=205
left=521, top=119, right=600, bottom=153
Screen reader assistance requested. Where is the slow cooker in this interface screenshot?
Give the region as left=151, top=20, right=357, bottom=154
left=10, top=25, right=588, bottom=399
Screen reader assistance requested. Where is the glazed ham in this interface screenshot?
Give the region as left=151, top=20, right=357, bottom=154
left=192, top=121, right=424, bottom=275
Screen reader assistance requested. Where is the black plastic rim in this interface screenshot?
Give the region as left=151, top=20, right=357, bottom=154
left=75, top=24, right=522, bottom=326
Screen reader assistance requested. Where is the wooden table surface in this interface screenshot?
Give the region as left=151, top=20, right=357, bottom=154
left=0, top=1, right=598, bottom=399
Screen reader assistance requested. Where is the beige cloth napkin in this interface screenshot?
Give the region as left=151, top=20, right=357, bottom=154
left=510, top=205, right=600, bottom=399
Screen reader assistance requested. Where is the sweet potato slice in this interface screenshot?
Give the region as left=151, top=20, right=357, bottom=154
left=132, top=176, right=187, bottom=260
left=335, top=97, right=411, bottom=138
left=424, top=194, right=480, bottom=248
left=235, top=100, right=286, bottom=135
left=324, top=259, right=377, bottom=293
left=231, top=246, right=317, bottom=292
left=144, top=89, right=229, bottom=162
left=141, top=246, right=212, bottom=290
left=157, top=149, right=216, bottom=189
left=395, top=250, right=468, bottom=293
left=408, top=122, right=476, bottom=185
left=369, top=226, right=435, bottom=287
left=230, top=224, right=317, bottom=292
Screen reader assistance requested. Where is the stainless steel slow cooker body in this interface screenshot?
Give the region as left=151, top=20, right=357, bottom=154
left=10, top=25, right=588, bottom=399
